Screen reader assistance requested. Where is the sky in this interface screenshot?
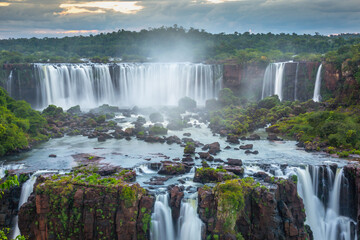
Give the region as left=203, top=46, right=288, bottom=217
left=0, top=0, right=359, bottom=39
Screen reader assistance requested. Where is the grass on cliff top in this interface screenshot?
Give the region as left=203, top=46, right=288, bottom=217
left=212, top=178, right=260, bottom=234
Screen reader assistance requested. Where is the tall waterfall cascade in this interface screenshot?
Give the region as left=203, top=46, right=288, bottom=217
left=313, top=64, right=323, bottom=102
left=294, top=62, right=299, bottom=101
left=151, top=193, right=203, bottom=240
left=35, top=63, right=223, bottom=109
left=261, top=62, right=287, bottom=101
left=296, top=166, right=357, bottom=240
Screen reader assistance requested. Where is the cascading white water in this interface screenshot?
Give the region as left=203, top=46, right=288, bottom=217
left=151, top=193, right=203, bottom=240
left=297, top=166, right=357, bottom=240
left=6, top=70, right=13, bottom=96
left=35, top=63, right=223, bottom=110
left=313, top=64, right=323, bottom=102
left=294, top=62, right=299, bottom=101
left=11, top=170, right=63, bottom=239
left=177, top=196, right=203, bottom=240
left=11, top=172, right=39, bottom=238
left=151, top=194, right=176, bottom=240
left=261, top=62, right=287, bottom=101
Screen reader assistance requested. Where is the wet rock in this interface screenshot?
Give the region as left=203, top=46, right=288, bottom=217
left=267, top=133, right=283, bottom=141
left=144, top=135, right=166, bottom=143
left=198, top=178, right=309, bottom=240
left=169, top=186, right=184, bottom=221
left=149, top=163, right=162, bottom=171
left=198, top=152, right=214, bottom=161
left=18, top=173, right=154, bottom=240
left=166, top=135, right=181, bottom=144
left=223, top=166, right=244, bottom=176
left=149, top=112, right=164, bottom=123
left=224, top=146, right=231, bottom=150
left=214, top=158, right=224, bottom=163
left=249, top=134, right=261, bottom=140
left=183, top=133, right=191, bottom=137
left=48, top=154, right=57, bottom=158
left=193, top=167, right=237, bottom=183
left=240, top=144, right=253, bottom=150
left=144, top=176, right=173, bottom=185
left=158, top=161, right=187, bottom=175
left=226, top=135, right=240, bottom=144
left=202, top=142, right=221, bottom=155
left=226, top=158, right=242, bottom=166
left=245, top=150, right=259, bottom=154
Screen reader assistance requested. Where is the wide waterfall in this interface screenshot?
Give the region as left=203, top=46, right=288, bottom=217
left=151, top=193, right=203, bottom=240
left=313, top=64, right=323, bottom=102
left=296, top=166, right=357, bottom=240
left=261, top=62, right=287, bottom=101
left=34, top=63, right=223, bottom=109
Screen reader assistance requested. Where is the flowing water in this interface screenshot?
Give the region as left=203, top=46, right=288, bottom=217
left=313, top=64, right=323, bottom=102
left=261, top=62, right=287, bottom=101
left=34, top=63, right=222, bottom=109
left=297, top=166, right=357, bottom=240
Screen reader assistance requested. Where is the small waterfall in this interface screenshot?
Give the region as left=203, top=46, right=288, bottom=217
left=297, top=166, right=357, bottom=240
left=151, top=194, right=176, bottom=240
left=313, top=64, right=323, bottom=102
left=35, top=63, right=222, bottom=109
left=6, top=70, right=13, bottom=96
left=151, top=193, right=203, bottom=240
left=261, top=62, right=287, bottom=101
left=177, top=196, right=203, bottom=240
left=11, top=170, right=60, bottom=239
left=294, top=62, right=299, bottom=101
left=11, top=172, right=39, bottom=238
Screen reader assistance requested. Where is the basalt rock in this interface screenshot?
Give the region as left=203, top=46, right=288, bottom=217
left=193, top=167, right=238, bottom=183
left=226, top=158, right=242, bottom=166
left=202, top=142, right=221, bottom=155
left=18, top=173, right=154, bottom=240
left=226, top=135, right=240, bottom=144
left=157, top=161, right=188, bottom=175
left=239, top=144, right=253, bottom=150
left=168, top=186, right=184, bottom=222
left=198, top=178, right=309, bottom=240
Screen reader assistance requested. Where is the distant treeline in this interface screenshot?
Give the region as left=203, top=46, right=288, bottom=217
left=1, top=25, right=360, bottom=64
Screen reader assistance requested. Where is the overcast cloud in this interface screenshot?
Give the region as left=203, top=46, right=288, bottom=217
left=0, top=0, right=359, bottom=38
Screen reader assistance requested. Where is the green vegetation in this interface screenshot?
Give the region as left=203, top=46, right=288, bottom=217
left=184, top=142, right=195, bottom=154
left=213, top=178, right=260, bottom=234
left=178, top=97, right=197, bottom=111
left=1, top=26, right=360, bottom=63
left=209, top=93, right=303, bottom=135
left=0, top=87, right=48, bottom=156
left=149, top=126, right=168, bottom=135
left=269, top=108, right=360, bottom=154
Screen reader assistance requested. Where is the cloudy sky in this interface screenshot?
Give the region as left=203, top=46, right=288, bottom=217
left=0, top=0, right=359, bottom=39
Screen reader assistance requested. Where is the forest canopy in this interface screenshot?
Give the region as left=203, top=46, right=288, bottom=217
left=1, top=26, right=360, bottom=64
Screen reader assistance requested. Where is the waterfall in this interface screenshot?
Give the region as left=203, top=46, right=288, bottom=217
left=313, top=64, right=323, bottom=102
left=151, top=193, right=203, bottom=240
left=6, top=70, right=13, bottom=96
left=294, top=63, right=299, bottom=101
left=261, top=62, right=287, bottom=101
left=35, top=63, right=222, bottom=110
left=11, top=172, right=39, bottom=238
left=151, top=194, right=176, bottom=240
left=177, top=197, right=203, bottom=240
left=11, top=170, right=61, bottom=239
left=296, top=166, right=357, bottom=240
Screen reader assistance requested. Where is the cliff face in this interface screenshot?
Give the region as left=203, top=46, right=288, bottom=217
left=0, top=64, right=38, bottom=107
left=343, top=163, right=360, bottom=237
left=198, top=178, right=309, bottom=240
left=223, top=63, right=266, bottom=100
left=18, top=173, right=154, bottom=240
